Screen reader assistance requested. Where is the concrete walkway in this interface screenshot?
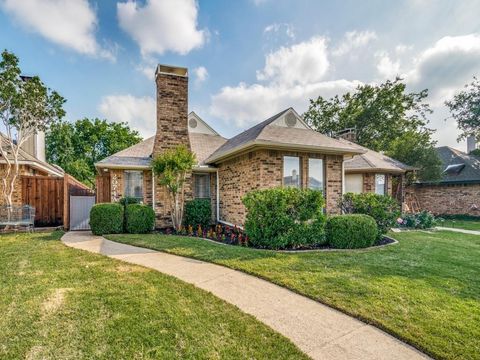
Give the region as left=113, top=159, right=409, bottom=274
left=436, top=226, right=480, bottom=235
left=62, top=231, right=429, bottom=360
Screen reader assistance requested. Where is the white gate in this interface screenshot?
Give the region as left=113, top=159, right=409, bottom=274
left=70, top=195, right=95, bottom=230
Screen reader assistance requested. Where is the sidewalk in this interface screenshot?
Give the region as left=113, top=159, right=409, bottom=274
left=62, top=231, right=429, bottom=360
left=436, top=226, right=480, bottom=235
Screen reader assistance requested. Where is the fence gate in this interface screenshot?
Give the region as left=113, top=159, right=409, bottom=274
left=70, top=195, right=95, bottom=230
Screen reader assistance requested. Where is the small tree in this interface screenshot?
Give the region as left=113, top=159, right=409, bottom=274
left=152, top=145, right=196, bottom=229
left=0, top=50, right=65, bottom=207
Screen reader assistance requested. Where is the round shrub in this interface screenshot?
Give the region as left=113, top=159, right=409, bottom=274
left=242, top=187, right=326, bottom=249
left=90, top=203, right=124, bottom=235
left=326, top=214, right=378, bottom=249
left=125, top=204, right=155, bottom=234
left=184, top=199, right=212, bottom=228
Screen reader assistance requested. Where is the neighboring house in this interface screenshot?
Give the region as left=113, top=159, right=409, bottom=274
left=338, top=137, right=414, bottom=199
left=96, top=65, right=413, bottom=228
left=406, top=146, right=480, bottom=216
left=0, top=132, right=64, bottom=206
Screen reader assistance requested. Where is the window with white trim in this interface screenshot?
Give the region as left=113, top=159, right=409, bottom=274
left=375, top=174, right=386, bottom=195
left=194, top=174, right=210, bottom=198
left=308, top=158, right=324, bottom=192
left=283, top=156, right=300, bottom=188
left=124, top=171, right=143, bottom=201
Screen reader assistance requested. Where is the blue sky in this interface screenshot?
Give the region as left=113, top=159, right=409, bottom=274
left=1, top=0, right=480, bottom=150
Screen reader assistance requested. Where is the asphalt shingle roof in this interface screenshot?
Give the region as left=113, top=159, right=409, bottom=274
left=205, top=108, right=365, bottom=163
left=420, top=146, right=480, bottom=184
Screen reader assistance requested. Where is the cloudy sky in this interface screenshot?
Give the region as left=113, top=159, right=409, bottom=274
left=1, top=0, right=480, bottom=151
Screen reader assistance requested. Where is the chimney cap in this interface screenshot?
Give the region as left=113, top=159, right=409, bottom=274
left=156, top=64, right=188, bottom=78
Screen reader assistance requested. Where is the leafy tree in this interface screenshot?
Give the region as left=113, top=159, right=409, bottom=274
left=46, top=118, right=142, bottom=187
left=0, top=50, right=65, bottom=207
left=470, top=148, right=480, bottom=157
left=152, top=145, right=196, bottom=230
left=304, top=78, right=441, bottom=182
left=445, top=76, right=480, bottom=143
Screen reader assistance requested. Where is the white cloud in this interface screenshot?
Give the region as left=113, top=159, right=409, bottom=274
left=0, top=0, right=115, bottom=60
left=408, top=34, right=480, bottom=95
left=375, top=52, right=401, bottom=79
left=264, top=23, right=295, bottom=39
left=332, top=30, right=377, bottom=56
left=256, top=36, right=329, bottom=86
left=117, top=0, right=206, bottom=56
left=210, top=80, right=362, bottom=127
left=99, top=95, right=156, bottom=138
left=193, top=66, right=208, bottom=86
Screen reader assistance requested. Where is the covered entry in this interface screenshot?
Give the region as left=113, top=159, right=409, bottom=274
left=70, top=195, right=95, bottom=230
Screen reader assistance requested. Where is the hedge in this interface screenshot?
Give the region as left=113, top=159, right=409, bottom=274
left=326, top=214, right=378, bottom=249
left=90, top=203, right=124, bottom=235
left=340, top=192, right=400, bottom=236
left=184, top=199, right=212, bottom=228
left=125, top=204, right=155, bottom=234
left=242, top=187, right=326, bottom=249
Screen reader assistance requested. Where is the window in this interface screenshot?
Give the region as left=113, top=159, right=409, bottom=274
left=308, top=158, right=324, bottom=192
left=375, top=174, right=386, bottom=195
left=283, top=156, right=300, bottom=188
left=194, top=174, right=210, bottom=198
left=124, top=171, right=143, bottom=201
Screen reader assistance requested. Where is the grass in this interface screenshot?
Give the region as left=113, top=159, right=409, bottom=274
left=438, top=218, right=480, bottom=231
left=0, top=231, right=307, bottom=360
left=108, top=230, right=480, bottom=360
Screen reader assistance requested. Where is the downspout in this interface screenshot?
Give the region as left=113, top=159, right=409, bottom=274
left=152, top=172, right=155, bottom=211
left=216, top=169, right=219, bottom=223
left=341, top=159, right=345, bottom=195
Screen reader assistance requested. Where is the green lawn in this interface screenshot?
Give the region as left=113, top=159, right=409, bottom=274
left=439, top=218, right=480, bottom=231
left=0, top=231, right=307, bottom=360
left=108, top=230, right=480, bottom=360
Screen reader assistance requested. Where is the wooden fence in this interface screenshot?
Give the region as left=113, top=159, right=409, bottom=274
left=21, top=174, right=93, bottom=228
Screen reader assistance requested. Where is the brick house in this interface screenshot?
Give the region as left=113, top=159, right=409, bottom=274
left=406, top=146, right=480, bottom=216
left=95, top=65, right=411, bottom=228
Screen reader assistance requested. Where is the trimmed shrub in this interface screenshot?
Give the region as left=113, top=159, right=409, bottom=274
left=119, top=196, right=140, bottom=206
left=242, top=187, right=326, bottom=249
left=340, top=193, right=400, bottom=236
left=326, top=214, right=378, bottom=249
left=400, top=211, right=436, bottom=229
left=125, top=204, right=155, bottom=234
left=90, top=203, right=123, bottom=235
left=184, top=199, right=212, bottom=228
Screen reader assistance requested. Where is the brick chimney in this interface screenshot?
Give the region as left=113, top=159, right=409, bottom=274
left=336, top=128, right=357, bottom=143
left=153, top=64, right=191, bottom=155
left=152, top=64, right=192, bottom=228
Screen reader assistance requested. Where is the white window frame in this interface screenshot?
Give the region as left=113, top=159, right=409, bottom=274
left=124, top=170, right=144, bottom=201
left=375, top=174, right=386, bottom=195
left=283, top=156, right=301, bottom=188
left=194, top=173, right=211, bottom=199
left=308, top=158, right=325, bottom=193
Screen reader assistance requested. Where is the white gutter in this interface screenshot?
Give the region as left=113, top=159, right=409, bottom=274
left=152, top=172, right=155, bottom=211
left=341, top=159, right=345, bottom=195
left=216, top=169, right=219, bottom=222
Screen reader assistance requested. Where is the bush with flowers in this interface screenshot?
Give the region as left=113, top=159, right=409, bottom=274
left=397, top=211, right=437, bottom=229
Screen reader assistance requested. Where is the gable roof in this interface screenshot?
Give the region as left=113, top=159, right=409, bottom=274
left=0, top=133, right=64, bottom=176
left=417, top=146, right=480, bottom=184
left=205, top=108, right=365, bottom=164
left=340, top=139, right=414, bottom=174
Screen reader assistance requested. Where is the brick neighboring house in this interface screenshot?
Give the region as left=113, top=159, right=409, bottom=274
left=406, top=146, right=480, bottom=216
left=96, top=64, right=413, bottom=228
left=0, top=132, right=64, bottom=206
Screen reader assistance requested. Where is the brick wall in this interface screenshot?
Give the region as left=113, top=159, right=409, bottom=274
left=218, top=149, right=343, bottom=226
left=406, top=183, right=480, bottom=216
left=362, top=173, right=393, bottom=196
left=152, top=68, right=192, bottom=228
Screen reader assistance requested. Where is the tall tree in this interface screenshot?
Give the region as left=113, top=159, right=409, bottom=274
left=445, top=76, right=480, bottom=146
left=303, top=78, right=442, bottom=182
left=46, top=118, right=142, bottom=187
left=0, top=50, right=65, bottom=207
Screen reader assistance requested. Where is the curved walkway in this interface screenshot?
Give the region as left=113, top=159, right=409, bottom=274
left=436, top=226, right=480, bottom=235
left=62, top=231, right=429, bottom=360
